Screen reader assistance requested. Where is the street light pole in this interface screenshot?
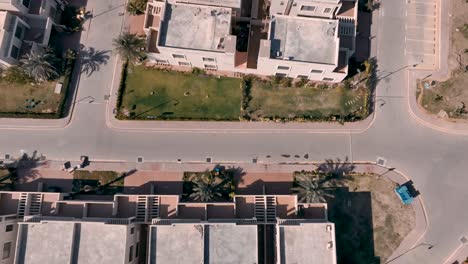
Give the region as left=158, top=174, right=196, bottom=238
left=385, top=243, right=434, bottom=263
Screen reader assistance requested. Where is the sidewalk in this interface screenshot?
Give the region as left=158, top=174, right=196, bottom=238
left=37, top=159, right=428, bottom=258
left=406, top=0, right=468, bottom=134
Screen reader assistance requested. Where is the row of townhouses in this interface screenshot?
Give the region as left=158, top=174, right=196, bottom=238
left=0, top=0, right=66, bottom=67
left=142, top=0, right=358, bottom=82
left=0, top=191, right=337, bottom=264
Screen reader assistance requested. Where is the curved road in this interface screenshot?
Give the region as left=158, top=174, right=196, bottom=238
left=0, top=0, right=466, bottom=263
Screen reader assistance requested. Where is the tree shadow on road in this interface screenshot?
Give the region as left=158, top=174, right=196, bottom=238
left=79, top=44, right=110, bottom=77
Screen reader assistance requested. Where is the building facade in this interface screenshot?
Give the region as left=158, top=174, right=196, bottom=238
left=0, top=0, right=66, bottom=67
left=142, top=0, right=358, bottom=82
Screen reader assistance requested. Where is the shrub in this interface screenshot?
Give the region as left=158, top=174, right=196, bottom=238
left=116, top=61, right=129, bottom=113
left=191, top=67, right=205, bottom=75
left=126, top=0, right=148, bottom=15
left=294, top=78, right=309, bottom=88
left=281, top=77, right=293, bottom=87
left=3, top=66, right=32, bottom=84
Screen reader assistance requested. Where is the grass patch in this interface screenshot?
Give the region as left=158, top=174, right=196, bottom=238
left=245, top=79, right=368, bottom=121
left=72, top=170, right=123, bottom=194
left=120, top=65, right=242, bottom=120
left=0, top=58, right=76, bottom=118
left=0, top=81, right=61, bottom=114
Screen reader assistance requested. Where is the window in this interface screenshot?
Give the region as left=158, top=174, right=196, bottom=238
left=2, top=242, right=11, bottom=260
left=323, top=7, right=332, bottom=13
left=156, top=59, right=169, bottom=65
left=178, top=62, right=191, bottom=66
left=14, top=25, right=23, bottom=39
left=277, top=66, right=290, bottom=70
left=135, top=242, right=140, bottom=258
left=275, top=73, right=287, bottom=77
left=10, top=46, right=20, bottom=60
left=22, top=0, right=30, bottom=7
left=204, top=64, right=217, bottom=70
left=310, top=69, right=323, bottom=74
left=300, top=5, right=316, bottom=11
left=128, top=245, right=133, bottom=262
left=297, top=75, right=309, bottom=79
left=130, top=227, right=134, bottom=235
left=202, top=57, right=215, bottom=62
left=172, top=54, right=185, bottom=59
left=322, top=77, right=334, bottom=82
left=5, top=225, right=13, bottom=232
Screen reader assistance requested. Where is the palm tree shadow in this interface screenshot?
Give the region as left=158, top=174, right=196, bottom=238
left=11, top=151, right=46, bottom=185
left=317, top=157, right=356, bottom=183
left=79, top=44, right=110, bottom=77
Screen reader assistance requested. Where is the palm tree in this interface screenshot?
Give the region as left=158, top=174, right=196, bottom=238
left=20, top=51, right=59, bottom=81
left=126, top=0, right=147, bottom=16
left=292, top=173, right=333, bottom=203
left=189, top=176, right=223, bottom=202
left=112, top=32, right=146, bottom=63
left=316, top=157, right=355, bottom=183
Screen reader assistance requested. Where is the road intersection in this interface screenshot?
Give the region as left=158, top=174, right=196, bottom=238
left=0, top=0, right=467, bottom=263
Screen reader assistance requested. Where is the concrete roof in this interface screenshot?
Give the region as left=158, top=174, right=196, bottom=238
left=208, top=224, right=257, bottom=263
left=175, top=0, right=242, bottom=9
left=150, top=224, right=204, bottom=264
left=270, top=16, right=338, bottom=65
left=16, top=221, right=129, bottom=264
left=279, top=222, right=337, bottom=264
left=149, top=223, right=257, bottom=264
left=159, top=3, right=231, bottom=52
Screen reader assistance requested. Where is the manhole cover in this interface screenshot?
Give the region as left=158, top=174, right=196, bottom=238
left=461, top=236, right=467, bottom=244
left=206, top=157, right=212, bottom=163
left=137, top=156, right=144, bottom=163
left=376, top=157, right=387, bottom=166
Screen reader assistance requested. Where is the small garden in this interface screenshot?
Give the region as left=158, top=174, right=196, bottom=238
left=72, top=170, right=124, bottom=195
left=0, top=49, right=76, bottom=118
left=292, top=159, right=415, bottom=263
left=182, top=166, right=237, bottom=202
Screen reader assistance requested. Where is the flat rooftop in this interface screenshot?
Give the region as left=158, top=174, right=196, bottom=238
left=15, top=220, right=128, bottom=264
left=270, top=16, right=338, bottom=65
left=279, top=222, right=337, bottom=264
left=208, top=224, right=257, bottom=263
left=176, top=0, right=242, bottom=8
left=150, top=223, right=257, bottom=264
left=159, top=3, right=232, bottom=52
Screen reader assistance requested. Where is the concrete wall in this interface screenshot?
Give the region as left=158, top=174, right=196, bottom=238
left=270, top=0, right=341, bottom=19
left=0, top=12, right=29, bottom=67
left=125, top=224, right=142, bottom=264
left=0, top=0, right=28, bottom=14
left=0, top=218, right=18, bottom=264
left=148, top=46, right=236, bottom=71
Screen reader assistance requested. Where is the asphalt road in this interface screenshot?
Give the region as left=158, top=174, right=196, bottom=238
left=0, top=0, right=466, bottom=263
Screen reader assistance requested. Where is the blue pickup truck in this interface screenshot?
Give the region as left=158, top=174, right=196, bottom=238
left=395, top=185, right=414, bottom=205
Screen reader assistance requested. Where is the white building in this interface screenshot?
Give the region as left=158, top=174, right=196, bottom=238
left=142, top=0, right=358, bottom=82
left=0, top=0, right=66, bottom=67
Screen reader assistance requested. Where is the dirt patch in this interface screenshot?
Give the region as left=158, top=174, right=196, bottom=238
left=418, top=0, right=468, bottom=119
left=328, top=174, right=416, bottom=263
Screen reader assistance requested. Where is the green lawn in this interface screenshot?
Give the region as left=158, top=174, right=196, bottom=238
left=121, top=66, right=242, bottom=120
left=0, top=81, right=61, bottom=114
left=245, top=80, right=368, bottom=121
